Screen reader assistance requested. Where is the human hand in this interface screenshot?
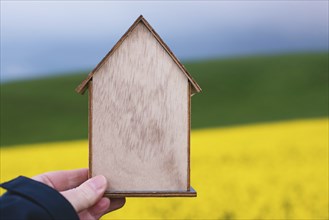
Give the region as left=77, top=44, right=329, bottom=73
left=33, top=168, right=125, bottom=220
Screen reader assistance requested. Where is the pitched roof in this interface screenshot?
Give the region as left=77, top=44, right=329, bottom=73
left=75, top=15, right=202, bottom=95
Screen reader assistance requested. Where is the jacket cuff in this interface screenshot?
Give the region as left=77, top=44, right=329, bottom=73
left=1, top=176, right=79, bottom=220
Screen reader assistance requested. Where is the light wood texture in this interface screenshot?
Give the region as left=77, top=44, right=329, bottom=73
left=104, top=187, right=196, bottom=198
left=91, top=22, right=189, bottom=192
left=75, top=15, right=201, bottom=95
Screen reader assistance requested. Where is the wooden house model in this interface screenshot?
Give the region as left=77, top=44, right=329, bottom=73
left=76, top=15, right=201, bottom=197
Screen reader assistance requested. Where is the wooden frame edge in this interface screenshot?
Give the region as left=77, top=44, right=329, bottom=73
left=187, top=82, right=191, bottom=190
left=140, top=17, right=201, bottom=93
left=88, top=81, right=93, bottom=178
left=104, top=187, right=197, bottom=198
left=75, top=16, right=144, bottom=94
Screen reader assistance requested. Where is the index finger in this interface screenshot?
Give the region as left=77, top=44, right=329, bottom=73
left=33, top=168, right=89, bottom=191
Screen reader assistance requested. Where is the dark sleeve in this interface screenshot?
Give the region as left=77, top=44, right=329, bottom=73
left=0, top=176, right=79, bottom=220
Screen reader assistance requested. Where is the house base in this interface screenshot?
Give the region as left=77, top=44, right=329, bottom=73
left=104, top=186, right=197, bottom=198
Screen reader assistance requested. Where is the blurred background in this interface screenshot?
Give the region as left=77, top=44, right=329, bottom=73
left=1, top=1, right=328, bottom=219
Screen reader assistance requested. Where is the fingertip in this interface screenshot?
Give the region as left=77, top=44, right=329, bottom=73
left=61, top=175, right=108, bottom=212
left=88, top=175, right=108, bottom=193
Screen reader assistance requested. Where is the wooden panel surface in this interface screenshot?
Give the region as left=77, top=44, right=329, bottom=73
left=91, top=22, right=189, bottom=192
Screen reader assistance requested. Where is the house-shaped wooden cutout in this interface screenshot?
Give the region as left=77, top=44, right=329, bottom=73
left=76, top=15, right=201, bottom=197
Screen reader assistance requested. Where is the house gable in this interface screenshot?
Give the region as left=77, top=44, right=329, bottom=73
left=75, top=15, right=201, bottom=95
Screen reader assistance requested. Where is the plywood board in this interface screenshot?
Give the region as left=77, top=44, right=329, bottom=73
left=91, top=22, right=189, bottom=192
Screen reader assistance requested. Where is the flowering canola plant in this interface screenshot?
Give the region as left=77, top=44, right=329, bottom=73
left=1, top=118, right=328, bottom=219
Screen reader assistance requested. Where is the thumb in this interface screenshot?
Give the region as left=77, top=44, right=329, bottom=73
left=61, top=175, right=108, bottom=212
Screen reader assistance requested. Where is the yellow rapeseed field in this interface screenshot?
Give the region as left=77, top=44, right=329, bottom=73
left=1, top=118, right=328, bottom=219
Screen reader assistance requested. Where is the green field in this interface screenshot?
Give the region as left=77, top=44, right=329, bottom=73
left=1, top=53, right=328, bottom=146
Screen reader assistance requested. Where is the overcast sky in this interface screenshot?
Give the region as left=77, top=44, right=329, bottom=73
left=1, top=1, right=328, bottom=81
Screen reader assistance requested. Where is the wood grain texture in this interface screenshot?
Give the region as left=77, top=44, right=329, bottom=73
left=76, top=15, right=201, bottom=95
left=91, top=22, right=189, bottom=192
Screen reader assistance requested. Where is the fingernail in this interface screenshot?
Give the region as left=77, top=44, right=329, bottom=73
left=90, top=175, right=107, bottom=193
